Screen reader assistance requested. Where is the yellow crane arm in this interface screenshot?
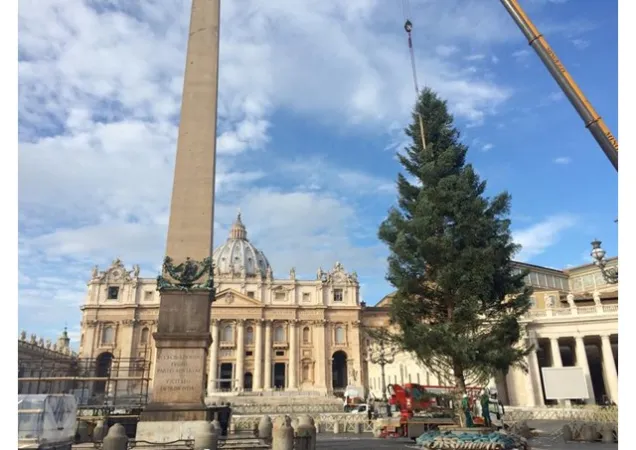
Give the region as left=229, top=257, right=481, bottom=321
left=500, top=0, right=618, bottom=171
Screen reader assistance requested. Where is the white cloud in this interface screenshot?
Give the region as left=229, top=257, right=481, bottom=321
left=482, top=143, right=494, bottom=152
left=435, top=45, right=459, bottom=58
left=279, top=157, right=395, bottom=196
left=512, top=49, right=531, bottom=60
left=547, top=91, right=565, bottom=102
left=465, top=54, right=486, bottom=61
left=571, top=38, right=591, bottom=50
left=553, top=156, right=572, bottom=165
left=513, top=214, right=577, bottom=261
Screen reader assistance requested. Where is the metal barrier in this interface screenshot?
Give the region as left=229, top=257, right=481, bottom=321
left=93, top=440, right=193, bottom=449
left=505, top=406, right=618, bottom=423
left=232, top=403, right=342, bottom=415
left=93, top=435, right=271, bottom=449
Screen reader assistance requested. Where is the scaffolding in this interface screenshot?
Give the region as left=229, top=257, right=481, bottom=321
left=18, top=351, right=152, bottom=415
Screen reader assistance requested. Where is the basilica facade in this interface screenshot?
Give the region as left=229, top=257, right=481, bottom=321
left=79, top=215, right=367, bottom=399
left=77, top=214, right=619, bottom=406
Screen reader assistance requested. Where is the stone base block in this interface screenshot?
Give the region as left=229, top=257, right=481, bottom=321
left=135, top=420, right=209, bottom=443
left=140, top=403, right=212, bottom=422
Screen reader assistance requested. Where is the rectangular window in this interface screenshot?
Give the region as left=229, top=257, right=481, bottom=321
left=245, top=351, right=253, bottom=357
left=333, top=289, right=343, bottom=302
left=247, top=291, right=255, bottom=298
left=531, top=272, right=540, bottom=286
left=107, top=286, right=119, bottom=300
left=302, top=293, right=310, bottom=302
left=275, top=350, right=285, bottom=357
left=274, top=292, right=286, bottom=301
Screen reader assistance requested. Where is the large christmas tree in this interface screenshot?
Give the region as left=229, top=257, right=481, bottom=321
left=378, top=88, right=533, bottom=391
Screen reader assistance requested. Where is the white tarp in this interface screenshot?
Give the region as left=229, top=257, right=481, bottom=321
left=18, top=394, right=78, bottom=447
left=541, top=367, right=590, bottom=400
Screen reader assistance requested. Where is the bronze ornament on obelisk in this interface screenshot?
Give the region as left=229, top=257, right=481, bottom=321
left=139, top=0, right=220, bottom=423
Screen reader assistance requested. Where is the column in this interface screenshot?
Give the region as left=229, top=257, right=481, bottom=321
left=574, top=336, right=595, bottom=404
left=288, top=320, right=298, bottom=390
left=315, top=320, right=327, bottom=392
left=549, top=338, right=571, bottom=407
left=526, top=339, right=544, bottom=406
left=207, top=319, right=219, bottom=394
left=253, top=320, right=263, bottom=391
left=236, top=319, right=245, bottom=392
left=263, top=320, right=272, bottom=390
left=600, top=334, right=618, bottom=404
left=118, top=320, right=136, bottom=395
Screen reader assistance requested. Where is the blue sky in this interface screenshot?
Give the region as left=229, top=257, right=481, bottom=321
left=18, top=0, right=618, bottom=345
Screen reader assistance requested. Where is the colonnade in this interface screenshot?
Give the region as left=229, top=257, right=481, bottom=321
left=206, top=319, right=311, bottom=394
left=522, top=333, right=618, bottom=406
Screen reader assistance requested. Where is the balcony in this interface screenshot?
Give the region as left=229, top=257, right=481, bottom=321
left=524, top=304, right=618, bottom=321
left=273, top=341, right=289, bottom=350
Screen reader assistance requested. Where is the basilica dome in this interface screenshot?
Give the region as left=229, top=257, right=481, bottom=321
left=212, top=213, right=272, bottom=278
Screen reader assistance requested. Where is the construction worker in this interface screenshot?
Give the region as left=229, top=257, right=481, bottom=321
left=480, top=389, right=492, bottom=428
left=461, top=393, right=473, bottom=427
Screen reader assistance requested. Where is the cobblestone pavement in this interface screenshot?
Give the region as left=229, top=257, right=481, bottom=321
left=315, top=433, right=618, bottom=450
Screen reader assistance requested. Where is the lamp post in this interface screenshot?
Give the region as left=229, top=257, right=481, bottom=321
left=590, top=239, right=618, bottom=284
left=366, top=340, right=397, bottom=402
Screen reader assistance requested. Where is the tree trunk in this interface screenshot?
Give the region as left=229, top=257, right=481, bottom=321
left=453, top=362, right=467, bottom=393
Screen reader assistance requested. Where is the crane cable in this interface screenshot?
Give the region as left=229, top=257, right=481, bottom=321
left=402, top=0, right=427, bottom=151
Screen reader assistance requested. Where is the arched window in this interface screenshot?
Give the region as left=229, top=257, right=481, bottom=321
left=245, top=326, right=254, bottom=345
left=222, top=325, right=233, bottom=342
left=140, top=327, right=149, bottom=344
left=101, top=326, right=115, bottom=345
left=274, top=325, right=285, bottom=343
left=302, top=327, right=310, bottom=344
left=334, top=326, right=345, bottom=344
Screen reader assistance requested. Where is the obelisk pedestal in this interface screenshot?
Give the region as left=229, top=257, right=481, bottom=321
left=135, top=259, right=218, bottom=441
left=136, top=0, right=222, bottom=442
left=141, top=280, right=213, bottom=422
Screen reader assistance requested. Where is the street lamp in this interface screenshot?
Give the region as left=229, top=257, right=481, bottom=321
left=366, top=340, right=397, bottom=402
left=590, top=239, right=618, bottom=284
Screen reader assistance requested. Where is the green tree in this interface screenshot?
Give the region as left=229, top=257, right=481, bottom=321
left=378, top=88, right=532, bottom=392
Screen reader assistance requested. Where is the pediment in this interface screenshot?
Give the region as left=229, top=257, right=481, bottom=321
left=93, top=258, right=136, bottom=284
left=215, top=288, right=262, bottom=306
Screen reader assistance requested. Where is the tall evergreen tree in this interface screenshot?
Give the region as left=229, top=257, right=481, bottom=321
left=378, top=88, right=532, bottom=392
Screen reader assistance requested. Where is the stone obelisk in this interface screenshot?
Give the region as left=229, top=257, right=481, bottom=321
left=137, top=0, right=220, bottom=436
